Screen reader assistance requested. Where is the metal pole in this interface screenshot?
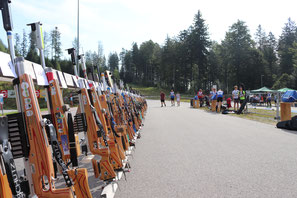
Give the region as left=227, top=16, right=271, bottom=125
left=77, top=0, right=79, bottom=75
left=276, top=92, right=280, bottom=121
left=7, top=31, right=15, bottom=64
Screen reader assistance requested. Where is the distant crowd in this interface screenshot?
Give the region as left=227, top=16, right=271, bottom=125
left=250, top=93, right=274, bottom=107
left=160, top=85, right=250, bottom=112
left=192, top=85, right=247, bottom=112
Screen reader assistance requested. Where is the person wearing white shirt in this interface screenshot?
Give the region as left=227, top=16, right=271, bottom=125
left=176, top=92, right=181, bottom=106
left=232, top=85, right=239, bottom=111
left=216, top=89, right=224, bottom=112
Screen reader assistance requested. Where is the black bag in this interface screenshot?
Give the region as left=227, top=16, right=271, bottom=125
left=276, top=116, right=297, bottom=130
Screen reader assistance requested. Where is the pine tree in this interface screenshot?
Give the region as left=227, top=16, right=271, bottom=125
left=188, top=10, right=211, bottom=89
left=255, top=25, right=266, bottom=50
left=263, top=32, right=278, bottom=87
left=51, top=27, right=62, bottom=61
left=26, top=31, right=39, bottom=63
left=220, top=20, right=254, bottom=90
left=43, top=31, right=50, bottom=58
left=97, top=41, right=104, bottom=73
left=101, top=56, right=107, bottom=71
left=72, top=37, right=80, bottom=52
left=21, top=29, right=27, bottom=57
left=0, top=39, right=8, bottom=53
left=278, top=18, right=297, bottom=74
left=14, top=33, right=21, bottom=56
left=108, top=52, right=119, bottom=72
left=131, top=43, right=139, bottom=79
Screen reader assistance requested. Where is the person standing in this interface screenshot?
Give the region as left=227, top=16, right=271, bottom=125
left=210, top=88, right=217, bottom=111
left=176, top=92, right=181, bottom=106
left=209, top=88, right=214, bottom=103
left=267, top=92, right=272, bottom=107
left=211, top=88, right=217, bottom=100
left=160, top=91, right=166, bottom=107
left=239, top=86, right=246, bottom=107
left=198, top=89, right=204, bottom=107
left=232, top=85, right=239, bottom=111
left=263, top=94, right=267, bottom=106
left=216, top=89, right=224, bottom=112
left=170, top=89, right=175, bottom=106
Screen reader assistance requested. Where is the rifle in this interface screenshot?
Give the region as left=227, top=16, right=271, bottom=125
left=81, top=56, right=124, bottom=171
left=0, top=116, right=25, bottom=198
left=0, top=1, right=30, bottom=197
left=98, top=91, right=126, bottom=161
left=28, top=22, right=92, bottom=197
left=105, top=89, right=129, bottom=152
left=68, top=49, right=116, bottom=181
left=112, top=93, right=135, bottom=146
left=101, top=73, right=130, bottom=151
left=14, top=57, right=73, bottom=197
left=120, top=92, right=136, bottom=141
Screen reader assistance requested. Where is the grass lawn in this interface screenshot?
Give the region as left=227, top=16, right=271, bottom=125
left=128, top=84, right=162, bottom=96
left=129, top=84, right=194, bottom=100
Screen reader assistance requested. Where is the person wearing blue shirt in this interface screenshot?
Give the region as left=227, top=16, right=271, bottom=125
left=210, top=88, right=217, bottom=100
left=170, top=89, right=175, bottom=106
left=217, top=89, right=224, bottom=112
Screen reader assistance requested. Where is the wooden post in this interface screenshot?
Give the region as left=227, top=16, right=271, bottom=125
left=280, top=102, right=291, bottom=121
left=211, top=100, right=217, bottom=112
left=194, top=99, right=199, bottom=108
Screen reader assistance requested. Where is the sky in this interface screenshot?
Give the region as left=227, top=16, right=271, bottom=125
left=0, top=0, right=297, bottom=59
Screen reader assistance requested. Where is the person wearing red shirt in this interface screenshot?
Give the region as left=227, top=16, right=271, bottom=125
left=197, top=89, right=204, bottom=107
left=160, top=91, right=166, bottom=107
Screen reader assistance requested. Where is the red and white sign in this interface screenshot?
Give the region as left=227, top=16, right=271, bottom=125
left=35, top=90, right=40, bottom=98
left=0, top=90, right=8, bottom=98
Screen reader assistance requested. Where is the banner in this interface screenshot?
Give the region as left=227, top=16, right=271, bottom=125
left=36, top=90, right=40, bottom=98
left=0, top=90, right=8, bottom=98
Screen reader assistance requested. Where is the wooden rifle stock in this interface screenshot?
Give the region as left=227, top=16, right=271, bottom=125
left=46, top=72, right=71, bottom=162
left=80, top=88, right=116, bottom=181
left=89, top=86, right=124, bottom=170
left=0, top=151, right=12, bottom=198
left=108, top=94, right=129, bottom=151
left=99, top=95, right=126, bottom=161
left=45, top=70, right=92, bottom=198
left=18, top=73, right=73, bottom=197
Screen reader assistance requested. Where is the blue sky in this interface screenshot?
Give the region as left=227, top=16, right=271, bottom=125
left=0, top=0, right=297, bottom=59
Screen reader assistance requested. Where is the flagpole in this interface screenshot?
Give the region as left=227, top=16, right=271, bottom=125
left=77, top=0, right=80, bottom=75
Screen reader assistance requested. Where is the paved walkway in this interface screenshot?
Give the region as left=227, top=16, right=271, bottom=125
left=115, top=100, right=297, bottom=198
